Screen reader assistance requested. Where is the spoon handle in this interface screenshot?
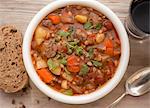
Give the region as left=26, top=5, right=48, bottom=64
left=107, top=92, right=128, bottom=108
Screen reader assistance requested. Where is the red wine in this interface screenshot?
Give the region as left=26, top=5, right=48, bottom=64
left=131, top=0, right=150, bottom=34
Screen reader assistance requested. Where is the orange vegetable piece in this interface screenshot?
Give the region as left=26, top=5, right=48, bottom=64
left=104, top=39, right=113, bottom=48
left=48, top=15, right=61, bottom=24
left=105, top=48, right=114, bottom=56
left=37, top=68, right=54, bottom=83
left=67, top=55, right=80, bottom=66
left=67, top=55, right=80, bottom=73
left=67, top=65, right=80, bottom=73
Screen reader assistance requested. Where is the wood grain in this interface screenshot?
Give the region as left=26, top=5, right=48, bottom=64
left=0, top=0, right=150, bottom=108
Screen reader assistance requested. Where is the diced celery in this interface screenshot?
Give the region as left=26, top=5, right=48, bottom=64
left=62, top=72, right=73, bottom=81
left=63, top=89, right=73, bottom=96
left=51, top=66, right=61, bottom=75
left=47, top=59, right=61, bottom=75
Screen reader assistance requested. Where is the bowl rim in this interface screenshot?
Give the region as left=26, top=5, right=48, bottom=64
left=23, top=0, right=130, bottom=104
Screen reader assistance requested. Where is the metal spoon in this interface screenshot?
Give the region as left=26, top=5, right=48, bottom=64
left=107, top=67, right=150, bottom=108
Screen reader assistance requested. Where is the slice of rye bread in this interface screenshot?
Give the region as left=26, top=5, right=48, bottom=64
left=0, top=25, right=28, bottom=93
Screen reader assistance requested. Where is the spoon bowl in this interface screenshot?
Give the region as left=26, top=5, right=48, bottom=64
left=126, top=67, right=150, bottom=96
left=108, top=67, right=150, bottom=108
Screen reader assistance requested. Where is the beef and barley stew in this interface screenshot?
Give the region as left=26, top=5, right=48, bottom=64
left=31, top=5, right=121, bottom=96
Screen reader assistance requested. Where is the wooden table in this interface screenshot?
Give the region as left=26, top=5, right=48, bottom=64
left=0, top=0, right=150, bottom=108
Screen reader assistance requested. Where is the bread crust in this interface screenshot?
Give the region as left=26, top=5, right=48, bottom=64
left=0, top=25, right=28, bottom=93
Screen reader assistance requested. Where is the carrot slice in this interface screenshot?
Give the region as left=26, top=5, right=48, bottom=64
left=67, top=55, right=80, bottom=66
left=67, top=55, right=80, bottom=73
left=48, top=15, right=61, bottom=24
left=37, top=68, right=53, bottom=83
left=67, top=65, right=80, bottom=73
left=104, top=39, right=113, bottom=48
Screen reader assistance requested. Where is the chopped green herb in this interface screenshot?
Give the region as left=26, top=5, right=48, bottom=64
left=88, top=48, right=94, bottom=58
left=66, top=41, right=83, bottom=56
left=69, top=41, right=78, bottom=46
left=66, top=42, right=74, bottom=48
left=95, top=23, right=102, bottom=30
left=63, top=89, right=73, bottom=96
left=58, top=30, right=70, bottom=37
left=76, top=46, right=83, bottom=56
left=79, top=64, right=89, bottom=76
left=66, top=42, right=74, bottom=55
left=92, top=60, right=102, bottom=67
left=60, top=58, right=67, bottom=65
left=84, top=22, right=93, bottom=30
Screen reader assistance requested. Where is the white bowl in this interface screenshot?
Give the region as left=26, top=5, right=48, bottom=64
left=23, top=0, right=130, bottom=104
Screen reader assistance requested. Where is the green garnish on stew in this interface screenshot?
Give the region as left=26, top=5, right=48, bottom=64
left=95, top=23, right=102, bottom=30
left=66, top=44, right=73, bottom=54
left=60, top=58, right=67, bottom=65
left=92, top=60, right=102, bottom=67
left=66, top=42, right=74, bottom=54
left=67, top=42, right=83, bottom=56
left=69, top=41, right=78, bottom=46
left=63, top=89, right=73, bottom=96
left=62, top=72, right=73, bottom=81
left=88, top=48, right=94, bottom=58
left=76, top=46, right=83, bottom=56
left=84, top=22, right=93, bottom=30
left=79, top=64, right=89, bottom=76
left=58, top=30, right=70, bottom=37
